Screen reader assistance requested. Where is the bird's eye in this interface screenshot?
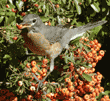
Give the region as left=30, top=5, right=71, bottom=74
left=33, top=19, right=36, bottom=23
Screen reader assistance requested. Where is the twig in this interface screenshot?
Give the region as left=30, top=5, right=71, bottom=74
left=48, top=0, right=56, bottom=11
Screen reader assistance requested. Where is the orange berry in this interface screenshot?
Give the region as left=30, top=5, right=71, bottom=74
left=38, top=8, right=42, bottom=12
left=22, top=0, right=27, bottom=2
left=31, top=66, right=38, bottom=73
left=27, top=95, right=33, bottom=100
left=65, top=78, right=71, bottom=82
left=34, top=4, right=39, bottom=7
left=55, top=4, right=59, bottom=8
left=65, top=90, right=69, bottom=97
left=55, top=88, right=59, bottom=93
left=16, top=24, right=23, bottom=29
left=41, top=64, right=47, bottom=68
left=68, top=81, right=73, bottom=86
left=42, top=68, right=47, bottom=73
left=87, top=52, right=93, bottom=58
left=91, top=50, right=97, bottom=54
left=92, top=53, right=97, bottom=59
left=84, top=94, right=90, bottom=100
left=36, top=75, right=42, bottom=80
left=6, top=4, right=9, bottom=8
left=98, top=55, right=102, bottom=60
left=99, top=50, right=105, bottom=57
left=31, top=60, right=36, bottom=66
left=92, top=62, right=96, bottom=68
left=92, top=92, right=96, bottom=97
left=48, top=21, right=51, bottom=26
left=93, top=39, right=98, bottom=44
left=13, top=36, right=18, bottom=40
left=79, top=2, right=82, bottom=5
left=30, top=86, right=35, bottom=91
left=84, top=37, right=89, bottom=41
left=12, top=8, right=15, bottom=12
left=21, top=12, right=26, bottom=16
left=26, top=63, right=31, bottom=68
left=94, top=56, right=99, bottom=63
left=90, top=41, right=95, bottom=47
left=101, top=98, right=106, bottom=101
left=46, top=93, right=52, bottom=98
left=93, top=45, right=99, bottom=51
left=61, top=88, right=67, bottom=95
left=42, top=59, right=48, bottom=64
left=10, top=97, right=18, bottom=101
left=38, top=69, right=43, bottom=75
left=97, top=43, right=101, bottom=48
left=42, top=95, right=46, bottom=99
left=68, top=86, right=74, bottom=91
left=96, top=74, right=103, bottom=81
left=68, top=62, right=74, bottom=67
left=18, top=81, right=23, bottom=86
left=68, top=92, right=74, bottom=97
left=41, top=73, right=47, bottom=77
left=104, top=95, right=109, bottom=99
left=31, top=83, right=35, bottom=86
left=99, top=87, right=104, bottom=92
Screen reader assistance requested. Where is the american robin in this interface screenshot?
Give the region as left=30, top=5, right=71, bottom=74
left=17, top=14, right=107, bottom=91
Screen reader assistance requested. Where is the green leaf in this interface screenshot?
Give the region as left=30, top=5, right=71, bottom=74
left=96, top=93, right=104, bottom=101
left=63, top=65, right=69, bottom=69
left=74, top=0, right=81, bottom=15
left=51, top=18, right=55, bottom=26
left=106, top=0, right=110, bottom=6
left=4, top=16, right=8, bottom=26
left=90, top=3, right=100, bottom=13
left=6, top=16, right=15, bottom=25
left=104, top=91, right=110, bottom=95
left=16, top=1, right=24, bottom=10
left=83, top=64, right=92, bottom=68
left=15, top=86, right=20, bottom=92
left=45, top=4, right=49, bottom=17
left=65, top=14, right=74, bottom=18
left=71, top=18, right=76, bottom=25
left=41, top=17, right=49, bottom=22
left=3, top=54, right=11, bottom=59
left=24, top=80, right=29, bottom=86
left=63, top=55, right=69, bottom=64
left=0, top=16, right=4, bottom=23
left=43, top=4, right=46, bottom=12
left=0, top=12, right=5, bottom=15
left=90, top=11, right=96, bottom=17
left=70, top=36, right=82, bottom=44
left=82, top=73, right=92, bottom=81
left=8, top=0, right=13, bottom=5
left=86, top=0, right=92, bottom=5
left=62, top=0, right=66, bottom=4
left=47, top=88, right=51, bottom=93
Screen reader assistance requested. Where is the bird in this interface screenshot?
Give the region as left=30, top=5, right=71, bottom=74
left=17, top=14, right=107, bottom=91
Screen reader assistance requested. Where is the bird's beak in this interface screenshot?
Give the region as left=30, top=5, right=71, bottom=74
left=16, top=22, right=32, bottom=30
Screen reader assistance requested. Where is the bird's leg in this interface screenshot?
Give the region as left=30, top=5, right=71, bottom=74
left=36, top=58, right=54, bottom=92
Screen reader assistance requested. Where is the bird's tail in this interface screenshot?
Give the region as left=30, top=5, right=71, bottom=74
left=69, top=20, right=107, bottom=41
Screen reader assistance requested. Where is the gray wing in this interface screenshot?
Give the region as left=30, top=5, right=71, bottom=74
left=41, top=25, right=69, bottom=45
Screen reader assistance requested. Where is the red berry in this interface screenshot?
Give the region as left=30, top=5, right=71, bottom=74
left=13, top=36, right=18, bottom=40
left=16, top=24, right=23, bottom=29
left=21, top=12, right=26, bottom=16
left=12, top=8, right=15, bottom=13
left=22, top=0, right=27, bottom=2
left=34, top=4, right=39, bottom=7
left=6, top=4, right=9, bottom=8
left=38, top=8, right=42, bottom=12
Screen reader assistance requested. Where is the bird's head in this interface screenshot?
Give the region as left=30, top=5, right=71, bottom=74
left=17, top=14, right=43, bottom=30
